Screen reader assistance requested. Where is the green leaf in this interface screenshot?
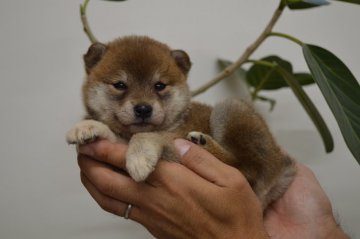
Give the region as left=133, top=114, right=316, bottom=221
left=286, top=0, right=324, bottom=2
left=332, top=0, right=360, bottom=5
left=246, top=56, right=314, bottom=90
left=276, top=65, right=334, bottom=153
left=294, top=73, right=315, bottom=86
left=303, top=44, right=360, bottom=163
left=286, top=0, right=330, bottom=9
left=247, top=56, right=291, bottom=90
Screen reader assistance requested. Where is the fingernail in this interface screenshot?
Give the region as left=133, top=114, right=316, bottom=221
left=78, top=145, right=94, bottom=156
left=174, top=139, right=191, bottom=157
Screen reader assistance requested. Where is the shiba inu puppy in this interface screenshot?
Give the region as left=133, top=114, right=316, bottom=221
left=66, top=36, right=296, bottom=208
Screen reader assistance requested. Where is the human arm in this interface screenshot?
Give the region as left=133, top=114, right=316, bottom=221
left=264, top=162, right=350, bottom=239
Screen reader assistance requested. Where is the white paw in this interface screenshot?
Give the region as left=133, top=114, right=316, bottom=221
left=126, top=154, right=158, bottom=182
left=187, top=131, right=207, bottom=145
left=66, top=120, right=116, bottom=144
left=126, top=137, right=161, bottom=182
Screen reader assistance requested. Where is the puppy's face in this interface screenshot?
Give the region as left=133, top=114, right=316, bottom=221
left=82, top=36, right=192, bottom=138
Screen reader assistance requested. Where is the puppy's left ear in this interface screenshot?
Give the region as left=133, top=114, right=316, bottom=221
left=171, top=50, right=192, bottom=76
left=84, top=42, right=107, bottom=74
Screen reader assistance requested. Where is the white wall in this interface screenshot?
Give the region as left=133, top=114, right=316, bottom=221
left=0, top=0, right=359, bottom=238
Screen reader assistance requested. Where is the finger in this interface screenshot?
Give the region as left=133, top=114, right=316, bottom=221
left=144, top=160, right=223, bottom=218
left=174, top=139, right=247, bottom=188
left=78, top=140, right=127, bottom=169
left=78, top=154, right=146, bottom=205
left=146, top=159, right=214, bottom=190
left=80, top=172, right=143, bottom=222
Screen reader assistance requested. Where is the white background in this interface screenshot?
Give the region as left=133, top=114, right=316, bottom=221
left=0, top=0, right=359, bottom=238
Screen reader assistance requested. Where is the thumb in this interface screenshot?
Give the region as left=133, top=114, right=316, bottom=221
left=174, top=139, right=243, bottom=186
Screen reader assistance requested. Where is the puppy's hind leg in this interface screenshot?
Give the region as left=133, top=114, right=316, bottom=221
left=186, top=131, right=236, bottom=165
left=210, top=99, right=296, bottom=208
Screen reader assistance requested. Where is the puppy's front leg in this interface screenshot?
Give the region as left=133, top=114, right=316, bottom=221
left=126, top=132, right=177, bottom=182
left=66, top=119, right=118, bottom=144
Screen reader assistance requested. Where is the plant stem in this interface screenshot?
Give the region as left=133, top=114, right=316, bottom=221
left=246, top=59, right=277, bottom=68
left=80, top=0, right=98, bottom=44
left=252, top=68, right=275, bottom=100
left=191, top=1, right=286, bottom=97
left=268, top=32, right=304, bottom=46
left=255, top=95, right=277, bottom=111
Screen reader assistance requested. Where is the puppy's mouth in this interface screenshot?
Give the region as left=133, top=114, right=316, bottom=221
left=114, top=110, right=165, bottom=133
left=129, top=121, right=156, bottom=133
left=132, top=122, right=152, bottom=127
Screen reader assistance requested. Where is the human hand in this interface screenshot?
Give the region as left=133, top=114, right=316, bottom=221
left=77, top=139, right=269, bottom=239
left=264, top=162, right=349, bottom=239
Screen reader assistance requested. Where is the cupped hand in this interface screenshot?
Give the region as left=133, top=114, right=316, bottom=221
left=264, top=163, right=349, bottom=239
left=76, top=139, right=349, bottom=239
left=77, top=139, right=269, bottom=239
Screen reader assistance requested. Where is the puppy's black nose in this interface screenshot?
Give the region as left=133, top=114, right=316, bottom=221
left=134, top=104, right=153, bottom=119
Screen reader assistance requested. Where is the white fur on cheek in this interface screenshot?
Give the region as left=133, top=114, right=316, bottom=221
left=88, top=84, right=111, bottom=119
left=163, top=86, right=190, bottom=128
left=151, top=101, right=165, bottom=125
left=116, top=100, right=136, bottom=125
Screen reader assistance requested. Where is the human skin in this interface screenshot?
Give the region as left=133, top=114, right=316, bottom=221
left=77, top=139, right=349, bottom=239
left=264, top=163, right=349, bottom=239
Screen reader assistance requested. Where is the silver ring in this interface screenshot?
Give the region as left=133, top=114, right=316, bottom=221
left=124, top=204, right=132, bottom=219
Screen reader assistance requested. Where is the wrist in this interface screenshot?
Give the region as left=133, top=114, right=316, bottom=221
left=322, top=218, right=349, bottom=239
left=228, top=222, right=269, bottom=239
left=242, top=225, right=270, bottom=239
left=254, top=230, right=270, bottom=239
left=231, top=229, right=269, bottom=239
left=326, top=227, right=349, bottom=239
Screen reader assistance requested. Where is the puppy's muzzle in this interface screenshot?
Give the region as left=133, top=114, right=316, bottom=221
left=134, top=104, right=153, bottom=120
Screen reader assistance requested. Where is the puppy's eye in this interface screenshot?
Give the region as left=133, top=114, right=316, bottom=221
left=113, top=81, right=127, bottom=90
left=154, top=82, right=167, bottom=92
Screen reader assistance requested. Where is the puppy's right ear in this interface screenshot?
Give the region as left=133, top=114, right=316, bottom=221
left=83, top=42, right=107, bottom=74
left=171, top=50, right=192, bottom=76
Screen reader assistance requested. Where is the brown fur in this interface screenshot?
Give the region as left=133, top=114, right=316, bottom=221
left=67, top=36, right=296, bottom=209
